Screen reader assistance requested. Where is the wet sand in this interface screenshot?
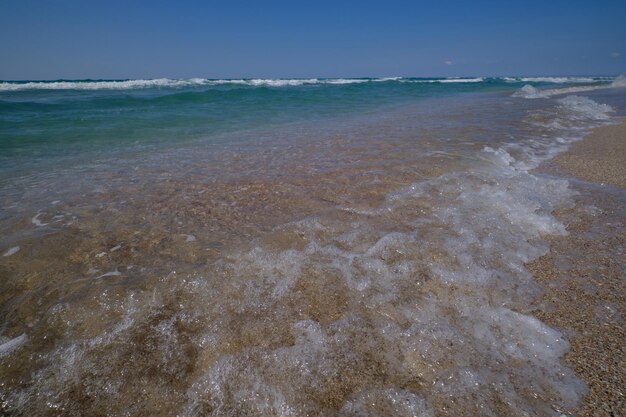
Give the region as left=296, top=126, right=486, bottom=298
left=552, top=117, right=626, bottom=188
left=530, top=119, right=625, bottom=416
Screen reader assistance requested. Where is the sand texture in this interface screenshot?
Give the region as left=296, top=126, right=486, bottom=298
left=531, top=119, right=625, bottom=416
left=552, top=117, right=626, bottom=188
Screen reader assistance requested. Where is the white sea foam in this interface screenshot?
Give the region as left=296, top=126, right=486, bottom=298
left=31, top=212, right=49, bottom=226
left=178, top=95, right=609, bottom=412
left=373, top=76, right=402, bottom=82
left=210, top=78, right=372, bottom=87
left=0, top=334, right=27, bottom=357
left=436, top=77, right=485, bottom=83
left=2, top=246, right=20, bottom=257
left=0, top=78, right=381, bottom=91
left=518, top=76, right=611, bottom=83
left=514, top=75, right=624, bottom=99
left=543, top=84, right=619, bottom=97
left=504, top=76, right=613, bottom=83
left=341, top=388, right=434, bottom=417
left=403, top=77, right=485, bottom=83
left=0, top=78, right=211, bottom=91
left=323, top=78, right=370, bottom=85
left=96, top=270, right=122, bottom=279
left=513, top=84, right=550, bottom=99
left=504, top=94, right=614, bottom=168
left=2, top=76, right=621, bottom=91
left=0, top=77, right=496, bottom=91
left=246, top=78, right=320, bottom=87
left=557, top=95, right=614, bottom=120
left=174, top=135, right=585, bottom=414
left=610, top=74, right=626, bottom=87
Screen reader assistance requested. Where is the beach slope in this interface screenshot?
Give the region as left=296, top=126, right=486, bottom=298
left=530, top=119, right=625, bottom=416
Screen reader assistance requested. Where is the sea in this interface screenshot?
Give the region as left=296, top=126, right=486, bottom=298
left=0, top=76, right=624, bottom=416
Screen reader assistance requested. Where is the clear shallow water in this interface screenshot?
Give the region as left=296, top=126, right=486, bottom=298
left=0, top=77, right=624, bottom=416
left=0, top=77, right=617, bottom=169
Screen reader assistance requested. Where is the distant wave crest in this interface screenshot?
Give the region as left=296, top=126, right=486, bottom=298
left=505, top=76, right=613, bottom=84
left=512, top=85, right=551, bottom=99
left=400, top=77, right=485, bottom=83
left=1, top=76, right=621, bottom=91
left=0, top=77, right=488, bottom=91
left=0, top=78, right=382, bottom=91
left=0, top=78, right=208, bottom=91
left=513, top=75, right=625, bottom=99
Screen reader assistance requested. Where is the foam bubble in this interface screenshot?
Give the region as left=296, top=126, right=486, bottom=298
left=513, top=84, right=550, bottom=99
left=514, top=77, right=624, bottom=99
left=96, top=270, right=122, bottom=279
left=557, top=95, right=614, bottom=120
left=0, top=334, right=27, bottom=357
left=31, top=212, right=49, bottom=226
left=2, top=246, right=20, bottom=257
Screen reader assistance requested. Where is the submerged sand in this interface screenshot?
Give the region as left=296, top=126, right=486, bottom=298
left=0, top=94, right=622, bottom=415
left=531, top=119, right=625, bottom=416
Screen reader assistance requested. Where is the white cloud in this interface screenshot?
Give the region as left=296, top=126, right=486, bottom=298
left=445, top=60, right=453, bottom=65
left=610, top=52, right=622, bottom=58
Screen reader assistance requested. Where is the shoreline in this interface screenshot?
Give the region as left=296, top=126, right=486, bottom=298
left=530, top=119, right=625, bottom=415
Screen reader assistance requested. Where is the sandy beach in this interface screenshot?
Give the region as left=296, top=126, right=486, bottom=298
left=552, top=117, right=626, bottom=188
left=531, top=119, right=625, bottom=416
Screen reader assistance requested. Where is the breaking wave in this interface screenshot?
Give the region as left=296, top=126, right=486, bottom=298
left=513, top=75, right=625, bottom=99
left=1, top=76, right=620, bottom=91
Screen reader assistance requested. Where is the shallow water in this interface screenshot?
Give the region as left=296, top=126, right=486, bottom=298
left=0, top=78, right=624, bottom=415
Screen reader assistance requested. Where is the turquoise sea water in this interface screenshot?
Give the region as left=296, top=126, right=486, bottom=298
left=0, top=77, right=614, bottom=161
left=0, top=76, right=624, bottom=416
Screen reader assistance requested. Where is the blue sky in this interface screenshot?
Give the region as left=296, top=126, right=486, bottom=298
left=1, top=0, right=624, bottom=79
